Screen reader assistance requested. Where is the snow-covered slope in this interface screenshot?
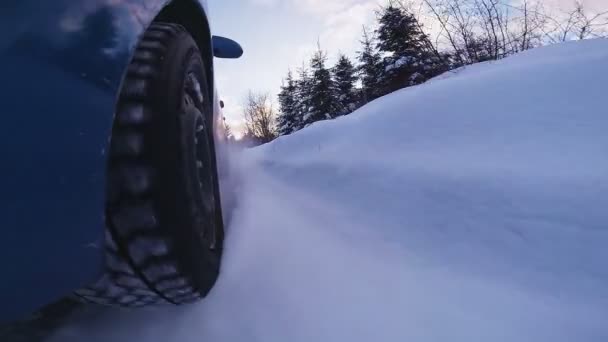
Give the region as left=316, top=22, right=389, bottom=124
left=50, top=39, right=608, bottom=342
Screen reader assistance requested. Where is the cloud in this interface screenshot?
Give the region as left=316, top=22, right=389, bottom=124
left=295, top=0, right=362, bottom=16
left=319, top=2, right=379, bottom=58
left=248, top=0, right=381, bottom=18
left=245, top=0, right=382, bottom=63
left=249, top=0, right=281, bottom=7
left=272, top=0, right=382, bottom=64
left=535, top=0, right=607, bottom=11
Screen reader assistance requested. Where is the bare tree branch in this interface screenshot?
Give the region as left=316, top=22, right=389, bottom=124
left=243, top=92, right=277, bottom=143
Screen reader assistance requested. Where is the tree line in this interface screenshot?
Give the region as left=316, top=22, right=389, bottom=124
left=275, top=2, right=449, bottom=138
left=238, top=0, right=607, bottom=144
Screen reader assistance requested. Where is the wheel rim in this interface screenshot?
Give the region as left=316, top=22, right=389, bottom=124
left=182, top=75, right=218, bottom=250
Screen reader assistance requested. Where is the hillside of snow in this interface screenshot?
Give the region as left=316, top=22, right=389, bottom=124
left=49, top=39, right=608, bottom=342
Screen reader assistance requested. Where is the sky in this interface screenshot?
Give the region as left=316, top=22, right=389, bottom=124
left=209, top=0, right=383, bottom=136
left=208, top=0, right=607, bottom=137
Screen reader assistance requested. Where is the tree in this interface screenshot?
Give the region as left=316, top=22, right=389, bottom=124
left=376, top=4, right=444, bottom=92
left=274, top=0, right=607, bottom=135
left=510, top=0, right=547, bottom=53
left=357, top=27, right=385, bottom=103
left=276, top=71, right=299, bottom=136
left=547, top=1, right=608, bottom=42
left=303, top=47, right=340, bottom=127
left=571, top=1, right=608, bottom=39
left=418, top=0, right=553, bottom=63
left=222, top=117, right=235, bottom=142
left=332, top=54, right=359, bottom=116
left=243, top=92, right=277, bottom=143
left=293, top=65, right=312, bottom=131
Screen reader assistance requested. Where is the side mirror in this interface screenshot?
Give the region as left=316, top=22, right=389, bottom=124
left=212, top=36, right=243, bottom=59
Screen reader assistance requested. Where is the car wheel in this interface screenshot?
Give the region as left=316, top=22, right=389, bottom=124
left=76, top=22, right=223, bottom=307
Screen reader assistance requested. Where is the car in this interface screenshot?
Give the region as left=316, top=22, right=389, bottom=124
left=0, top=0, right=242, bottom=325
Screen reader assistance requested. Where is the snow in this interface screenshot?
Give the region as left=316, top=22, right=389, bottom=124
left=48, top=39, right=608, bottom=342
left=385, top=55, right=411, bottom=71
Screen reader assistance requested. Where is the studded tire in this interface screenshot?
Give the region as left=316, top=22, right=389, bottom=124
left=76, top=22, right=223, bottom=307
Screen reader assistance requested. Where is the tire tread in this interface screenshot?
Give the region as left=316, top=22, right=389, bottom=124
left=76, top=22, right=218, bottom=307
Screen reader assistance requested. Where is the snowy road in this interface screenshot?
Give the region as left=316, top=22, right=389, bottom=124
left=49, top=155, right=608, bottom=342
left=49, top=39, right=608, bottom=342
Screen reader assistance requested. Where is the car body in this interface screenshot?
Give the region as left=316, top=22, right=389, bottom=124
left=0, top=0, right=240, bottom=323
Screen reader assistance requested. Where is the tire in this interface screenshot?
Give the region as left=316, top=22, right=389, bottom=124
left=76, top=22, right=223, bottom=307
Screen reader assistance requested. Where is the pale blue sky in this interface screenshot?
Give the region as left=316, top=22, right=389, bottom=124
left=209, top=0, right=383, bottom=135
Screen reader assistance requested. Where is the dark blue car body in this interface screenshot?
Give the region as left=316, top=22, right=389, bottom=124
left=0, top=0, right=237, bottom=323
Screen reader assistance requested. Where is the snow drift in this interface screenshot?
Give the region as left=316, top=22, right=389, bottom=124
left=49, top=39, right=608, bottom=342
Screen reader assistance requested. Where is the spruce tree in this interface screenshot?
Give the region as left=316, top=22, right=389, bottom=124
left=332, top=54, right=359, bottom=116
left=277, top=71, right=298, bottom=136
left=376, top=5, right=445, bottom=92
left=357, top=27, right=385, bottom=103
left=303, top=48, right=339, bottom=127
left=293, top=65, right=312, bottom=131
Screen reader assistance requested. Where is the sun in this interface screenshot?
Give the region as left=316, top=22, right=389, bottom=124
left=233, top=129, right=245, bottom=140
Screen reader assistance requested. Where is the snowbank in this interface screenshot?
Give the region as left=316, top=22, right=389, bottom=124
left=49, top=39, right=608, bottom=342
